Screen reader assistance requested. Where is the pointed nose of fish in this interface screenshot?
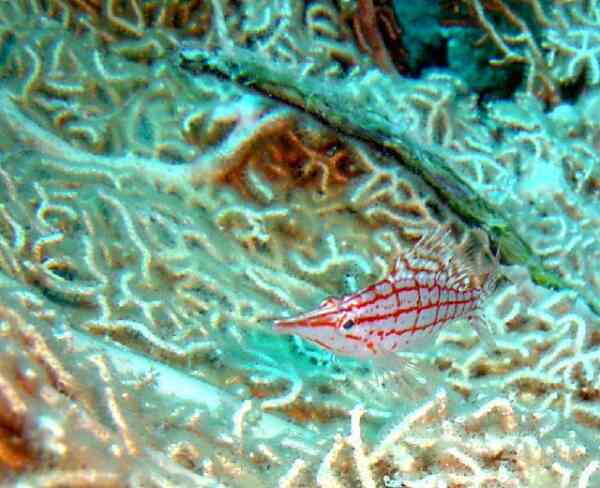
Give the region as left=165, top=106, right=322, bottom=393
left=272, top=318, right=302, bottom=335
left=273, top=308, right=338, bottom=335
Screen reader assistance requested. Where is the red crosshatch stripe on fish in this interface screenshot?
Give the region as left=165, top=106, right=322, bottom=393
left=361, top=298, right=473, bottom=333
left=273, top=227, right=499, bottom=361
left=349, top=296, right=473, bottom=327
left=344, top=334, right=363, bottom=341
left=342, top=284, right=477, bottom=326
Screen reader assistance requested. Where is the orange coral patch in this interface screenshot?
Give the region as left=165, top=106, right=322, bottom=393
left=0, top=427, right=34, bottom=473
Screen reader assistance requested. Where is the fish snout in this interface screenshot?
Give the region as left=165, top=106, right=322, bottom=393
left=272, top=307, right=341, bottom=336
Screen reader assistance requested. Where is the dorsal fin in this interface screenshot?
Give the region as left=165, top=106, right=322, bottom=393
left=319, top=296, right=339, bottom=309
left=392, top=227, right=454, bottom=279
left=452, top=228, right=498, bottom=290
left=392, top=227, right=497, bottom=292
left=412, top=227, right=454, bottom=261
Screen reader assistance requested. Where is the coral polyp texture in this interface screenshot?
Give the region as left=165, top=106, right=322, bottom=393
left=0, top=0, right=599, bottom=487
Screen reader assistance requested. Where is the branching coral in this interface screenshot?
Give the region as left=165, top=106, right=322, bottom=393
left=0, top=273, right=324, bottom=486
left=435, top=266, right=600, bottom=431
left=457, top=0, right=600, bottom=104
left=0, top=1, right=189, bottom=159
left=0, top=277, right=218, bottom=486
left=2, top=88, right=600, bottom=486
left=466, top=93, right=600, bottom=307
left=331, top=392, right=600, bottom=487
left=0, top=76, right=455, bottom=412
left=180, top=4, right=600, bottom=310
left=351, top=0, right=407, bottom=73
left=457, top=0, right=560, bottom=104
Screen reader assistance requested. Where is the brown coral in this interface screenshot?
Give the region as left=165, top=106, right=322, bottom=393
left=351, top=0, right=407, bottom=73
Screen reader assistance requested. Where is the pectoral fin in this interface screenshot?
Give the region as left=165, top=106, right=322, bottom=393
left=372, top=348, right=441, bottom=400
left=469, top=314, right=496, bottom=350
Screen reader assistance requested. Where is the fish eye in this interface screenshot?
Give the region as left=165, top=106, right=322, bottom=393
left=342, top=319, right=355, bottom=330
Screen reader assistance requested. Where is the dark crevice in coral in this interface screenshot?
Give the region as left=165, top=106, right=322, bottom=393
left=0, top=31, right=15, bottom=68
left=407, top=38, right=449, bottom=78
left=559, top=69, right=588, bottom=104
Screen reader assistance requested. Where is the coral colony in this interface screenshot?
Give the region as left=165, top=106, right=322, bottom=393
left=0, top=1, right=599, bottom=486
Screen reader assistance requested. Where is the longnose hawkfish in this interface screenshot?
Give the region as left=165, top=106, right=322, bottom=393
left=274, top=228, right=499, bottom=371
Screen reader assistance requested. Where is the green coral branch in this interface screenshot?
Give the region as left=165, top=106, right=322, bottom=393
left=179, top=46, right=569, bottom=294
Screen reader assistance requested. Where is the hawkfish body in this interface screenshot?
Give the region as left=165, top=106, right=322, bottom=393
left=274, top=229, right=498, bottom=360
